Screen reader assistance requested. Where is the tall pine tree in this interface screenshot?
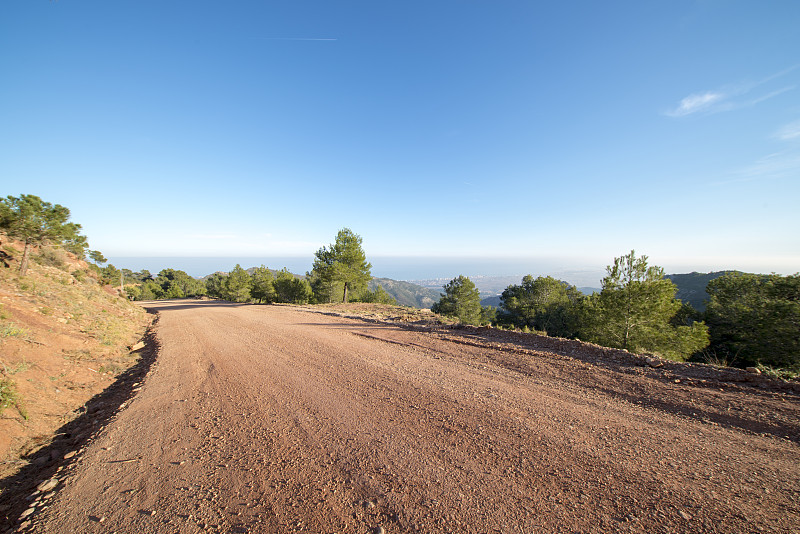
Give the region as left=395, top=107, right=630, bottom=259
left=309, top=228, right=372, bottom=303
left=579, top=251, right=709, bottom=360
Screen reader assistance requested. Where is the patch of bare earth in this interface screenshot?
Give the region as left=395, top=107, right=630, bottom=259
left=10, top=300, right=800, bottom=533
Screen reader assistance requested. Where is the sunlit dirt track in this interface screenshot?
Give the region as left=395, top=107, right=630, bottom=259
left=26, top=300, right=800, bottom=533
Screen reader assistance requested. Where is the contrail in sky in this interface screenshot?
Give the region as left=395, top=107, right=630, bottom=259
left=262, top=37, right=338, bottom=41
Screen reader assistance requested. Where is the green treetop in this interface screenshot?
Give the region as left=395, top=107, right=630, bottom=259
left=224, top=264, right=252, bottom=303
left=250, top=265, right=276, bottom=304
left=500, top=275, right=582, bottom=337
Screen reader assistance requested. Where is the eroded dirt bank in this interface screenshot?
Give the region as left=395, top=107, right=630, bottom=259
left=17, top=300, right=800, bottom=533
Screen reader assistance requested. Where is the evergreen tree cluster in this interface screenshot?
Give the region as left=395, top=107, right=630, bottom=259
left=126, top=268, right=207, bottom=300
left=435, top=251, right=709, bottom=362
left=704, top=272, right=799, bottom=370
left=202, top=265, right=312, bottom=304
left=433, top=251, right=798, bottom=370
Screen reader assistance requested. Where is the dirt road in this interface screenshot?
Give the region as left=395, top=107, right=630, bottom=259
left=19, top=300, right=800, bottom=533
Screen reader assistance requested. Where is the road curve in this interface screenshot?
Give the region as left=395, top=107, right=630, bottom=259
left=28, top=300, right=800, bottom=533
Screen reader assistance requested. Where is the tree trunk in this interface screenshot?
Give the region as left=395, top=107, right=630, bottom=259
left=342, top=282, right=348, bottom=303
left=19, top=239, right=32, bottom=276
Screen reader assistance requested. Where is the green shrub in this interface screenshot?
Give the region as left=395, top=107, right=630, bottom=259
left=0, top=376, right=26, bottom=419
left=72, top=268, right=86, bottom=282
left=756, top=364, right=799, bottom=381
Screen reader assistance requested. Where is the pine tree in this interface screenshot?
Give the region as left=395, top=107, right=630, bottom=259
left=273, top=268, right=312, bottom=304
left=0, top=194, right=89, bottom=275
left=250, top=265, right=276, bottom=303
left=432, top=275, right=484, bottom=325
left=224, top=264, right=252, bottom=302
left=579, top=251, right=709, bottom=360
left=705, top=272, right=800, bottom=370
left=310, top=228, right=372, bottom=303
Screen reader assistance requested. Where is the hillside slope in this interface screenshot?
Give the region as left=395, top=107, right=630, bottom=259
left=667, top=271, right=733, bottom=311
left=369, top=278, right=440, bottom=308
left=0, top=235, right=151, bottom=478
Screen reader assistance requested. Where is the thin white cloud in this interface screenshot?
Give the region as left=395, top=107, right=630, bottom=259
left=261, top=37, right=337, bottom=41
left=711, top=149, right=800, bottom=186
left=710, top=116, right=800, bottom=186
left=757, top=64, right=799, bottom=85
left=666, top=91, right=725, bottom=117
left=775, top=119, right=800, bottom=141
left=747, top=86, right=796, bottom=106
left=665, top=65, right=798, bottom=118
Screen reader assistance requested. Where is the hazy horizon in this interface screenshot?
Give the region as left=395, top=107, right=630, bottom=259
left=108, top=255, right=798, bottom=290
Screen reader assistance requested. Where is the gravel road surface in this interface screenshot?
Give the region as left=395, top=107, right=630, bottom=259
left=22, top=300, right=800, bottom=533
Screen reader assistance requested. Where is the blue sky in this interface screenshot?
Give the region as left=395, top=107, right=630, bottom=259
left=2, top=1, right=799, bottom=280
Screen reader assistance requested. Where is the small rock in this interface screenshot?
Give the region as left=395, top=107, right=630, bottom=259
left=645, top=357, right=663, bottom=368
left=63, top=451, right=77, bottom=460
left=746, top=367, right=761, bottom=375
left=374, top=527, right=385, bottom=534
left=37, top=478, right=59, bottom=493
left=20, top=507, right=36, bottom=519
left=130, top=341, right=145, bottom=352
left=150, top=510, right=157, bottom=516
left=678, top=510, right=692, bottom=521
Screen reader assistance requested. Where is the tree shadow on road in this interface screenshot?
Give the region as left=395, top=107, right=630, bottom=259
left=137, top=299, right=250, bottom=313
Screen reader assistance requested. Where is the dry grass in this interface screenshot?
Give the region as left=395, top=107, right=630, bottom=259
left=0, top=233, right=152, bottom=467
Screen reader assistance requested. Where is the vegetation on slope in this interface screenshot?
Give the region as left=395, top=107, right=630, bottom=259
left=0, top=201, right=151, bottom=473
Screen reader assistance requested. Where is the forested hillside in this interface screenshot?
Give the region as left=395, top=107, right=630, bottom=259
left=667, top=271, right=733, bottom=311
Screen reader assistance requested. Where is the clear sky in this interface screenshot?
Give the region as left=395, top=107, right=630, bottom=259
left=2, top=1, right=799, bottom=279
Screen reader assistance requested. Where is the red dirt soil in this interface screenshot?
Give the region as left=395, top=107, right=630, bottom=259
left=7, top=300, right=800, bottom=533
